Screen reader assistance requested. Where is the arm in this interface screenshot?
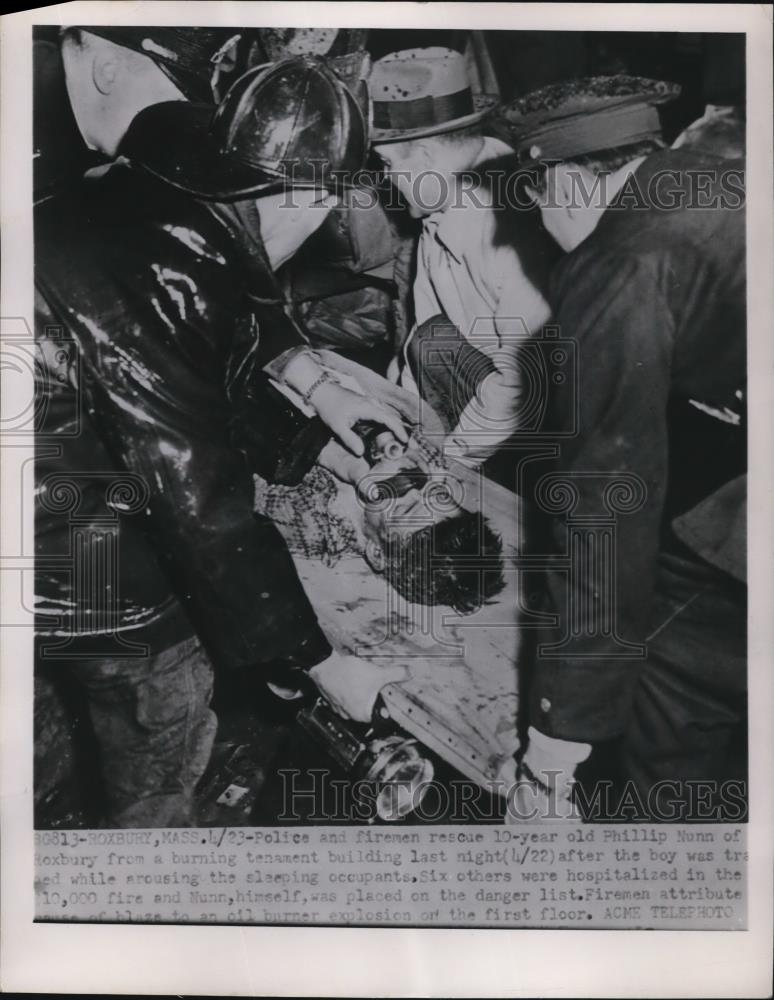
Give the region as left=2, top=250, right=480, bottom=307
left=444, top=237, right=552, bottom=467
left=529, top=251, right=674, bottom=743
left=264, top=341, right=408, bottom=458
left=36, top=211, right=331, bottom=673
left=241, top=246, right=408, bottom=459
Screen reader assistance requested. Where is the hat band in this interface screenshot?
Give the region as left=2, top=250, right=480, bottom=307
left=372, top=87, right=474, bottom=131
left=518, top=102, right=663, bottom=160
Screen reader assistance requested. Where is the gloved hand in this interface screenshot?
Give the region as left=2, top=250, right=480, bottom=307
left=309, top=652, right=409, bottom=723
left=506, top=726, right=592, bottom=823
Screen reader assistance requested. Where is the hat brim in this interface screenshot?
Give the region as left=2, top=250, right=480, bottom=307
left=121, top=102, right=327, bottom=202
left=370, top=94, right=499, bottom=144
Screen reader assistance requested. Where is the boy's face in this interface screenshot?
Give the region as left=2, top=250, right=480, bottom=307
left=358, top=453, right=459, bottom=571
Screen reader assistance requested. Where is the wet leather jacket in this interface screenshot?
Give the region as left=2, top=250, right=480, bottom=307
left=35, top=149, right=331, bottom=671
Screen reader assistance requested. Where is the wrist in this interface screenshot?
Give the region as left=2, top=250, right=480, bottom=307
left=281, top=349, right=323, bottom=397
left=301, top=370, right=337, bottom=408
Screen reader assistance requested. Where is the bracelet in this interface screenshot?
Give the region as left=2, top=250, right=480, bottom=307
left=301, top=370, right=335, bottom=408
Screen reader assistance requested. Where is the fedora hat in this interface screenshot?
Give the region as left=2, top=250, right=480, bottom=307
left=119, top=55, right=366, bottom=201
left=369, top=46, right=498, bottom=143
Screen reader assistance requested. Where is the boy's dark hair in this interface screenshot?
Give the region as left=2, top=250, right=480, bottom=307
left=386, top=509, right=505, bottom=614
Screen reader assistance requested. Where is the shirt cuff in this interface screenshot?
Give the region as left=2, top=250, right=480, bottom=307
left=263, top=345, right=310, bottom=381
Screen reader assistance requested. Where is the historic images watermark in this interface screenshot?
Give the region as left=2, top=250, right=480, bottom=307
left=272, top=161, right=746, bottom=214
left=3, top=317, right=154, bottom=659
left=277, top=770, right=748, bottom=824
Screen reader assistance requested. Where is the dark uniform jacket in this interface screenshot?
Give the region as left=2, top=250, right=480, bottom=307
left=531, top=147, right=746, bottom=742
left=35, top=116, right=332, bottom=671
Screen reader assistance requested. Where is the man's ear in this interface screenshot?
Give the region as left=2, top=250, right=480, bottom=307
left=364, top=539, right=386, bottom=573
left=92, top=47, right=119, bottom=95
left=552, top=162, right=578, bottom=213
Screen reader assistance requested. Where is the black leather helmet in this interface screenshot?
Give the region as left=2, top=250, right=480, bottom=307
left=121, top=56, right=367, bottom=201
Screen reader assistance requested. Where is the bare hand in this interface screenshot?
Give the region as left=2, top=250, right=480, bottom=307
left=318, top=439, right=370, bottom=487
left=308, top=653, right=408, bottom=722
left=311, top=381, right=408, bottom=457
left=386, top=355, right=402, bottom=384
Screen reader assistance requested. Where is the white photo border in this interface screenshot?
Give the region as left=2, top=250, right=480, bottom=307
left=2, top=3, right=772, bottom=996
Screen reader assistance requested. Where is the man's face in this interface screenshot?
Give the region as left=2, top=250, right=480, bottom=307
left=60, top=29, right=186, bottom=157
left=255, top=190, right=338, bottom=270
left=359, top=454, right=460, bottom=570
left=533, top=165, right=580, bottom=252
left=60, top=30, right=102, bottom=151
left=373, top=140, right=441, bottom=218
left=532, top=162, right=608, bottom=253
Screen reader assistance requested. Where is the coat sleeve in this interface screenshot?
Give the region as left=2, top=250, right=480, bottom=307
left=35, top=208, right=332, bottom=673
left=447, top=236, right=553, bottom=465
left=529, top=250, right=675, bottom=742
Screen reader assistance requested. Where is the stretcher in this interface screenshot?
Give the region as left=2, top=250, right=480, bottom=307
left=283, top=352, right=527, bottom=795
